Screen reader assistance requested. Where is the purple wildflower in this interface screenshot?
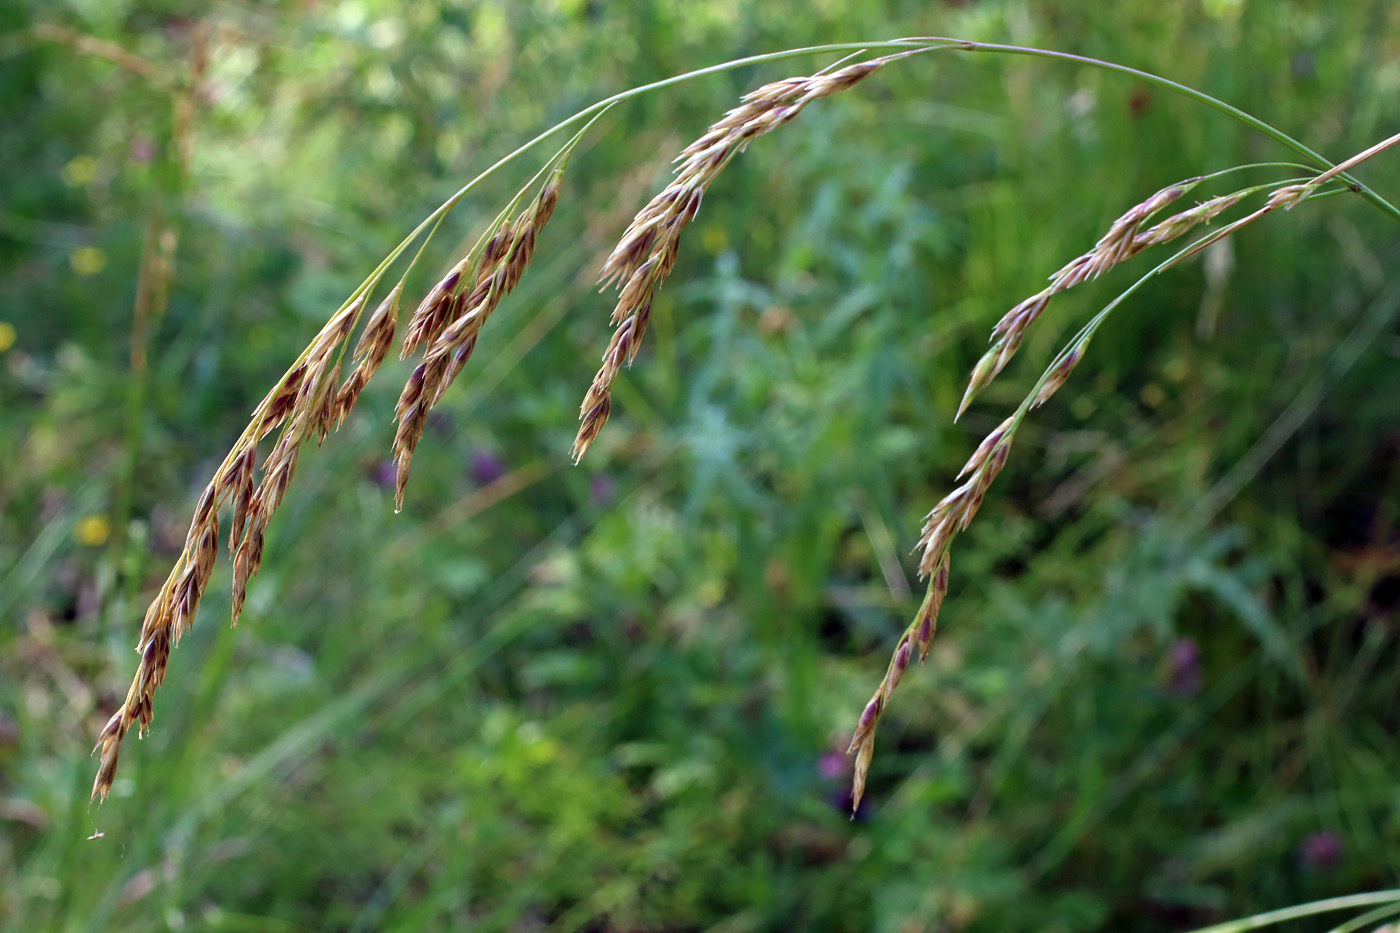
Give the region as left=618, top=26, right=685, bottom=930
left=468, top=449, right=505, bottom=486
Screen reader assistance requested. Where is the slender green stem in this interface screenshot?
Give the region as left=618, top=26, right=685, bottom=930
left=1325, top=900, right=1400, bottom=933
left=942, top=39, right=1400, bottom=223
left=307, top=34, right=1400, bottom=392
left=1183, top=891, right=1400, bottom=933
left=447, top=36, right=1398, bottom=227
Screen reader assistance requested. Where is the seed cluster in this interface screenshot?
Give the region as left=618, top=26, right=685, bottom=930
left=572, top=59, right=887, bottom=462
left=91, top=287, right=388, bottom=801
left=393, top=172, right=562, bottom=509
left=92, top=170, right=563, bottom=802
left=845, top=413, right=1019, bottom=806
left=957, top=180, right=1202, bottom=419
left=848, top=182, right=1260, bottom=810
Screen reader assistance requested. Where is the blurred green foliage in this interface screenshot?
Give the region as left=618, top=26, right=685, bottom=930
left=2, top=0, right=1398, bottom=930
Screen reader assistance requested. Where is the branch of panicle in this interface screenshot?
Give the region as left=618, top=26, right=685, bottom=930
left=391, top=170, right=563, bottom=510
left=846, top=151, right=1388, bottom=813
left=571, top=58, right=891, bottom=463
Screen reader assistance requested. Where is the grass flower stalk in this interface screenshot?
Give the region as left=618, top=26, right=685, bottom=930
left=90, top=36, right=1399, bottom=810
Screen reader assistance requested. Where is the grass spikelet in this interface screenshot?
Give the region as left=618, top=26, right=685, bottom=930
left=400, top=264, right=467, bottom=360
left=334, top=283, right=402, bottom=427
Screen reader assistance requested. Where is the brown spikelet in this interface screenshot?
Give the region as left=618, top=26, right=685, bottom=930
left=575, top=59, right=889, bottom=462
left=312, top=362, right=340, bottom=444
left=847, top=692, right=883, bottom=758
left=230, top=522, right=264, bottom=627
left=847, top=682, right=887, bottom=814
left=259, top=435, right=300, bottom=515
left=191, top=511, right=219, bottom=592
left=1266, top=184, right=1309, bottom=211
left=230, top=535, right=252, bottom=626
left=1031, top=340, right=1090, bottom=409
left=534, top=172, right=562, bottom=231
left=505, top=224, right=535, bottom=289
left=256, top=362, right=306, bottom=437
left=90, top=709, right=128, bottom=802
left=333, top=283, right=403, bottom=428
left=391, top=360, right=434, bottom=510
left=572, top=393, right=611, bottom=463
left=956, top=416, right=1015, bottom=481
left=915, top=553, right=950, bottom=663
left=401, top=263, right=466, bottom=360
left=219, top=444, right=257, bottom=557
left=916, top=424, right=1014, bottom=577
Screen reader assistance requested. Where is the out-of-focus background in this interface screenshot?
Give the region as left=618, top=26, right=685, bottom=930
left=2, top=1, right=1398, bottom=930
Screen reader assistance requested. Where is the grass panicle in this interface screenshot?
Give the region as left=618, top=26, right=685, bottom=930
left=91, top=37, right=1399, bottom=814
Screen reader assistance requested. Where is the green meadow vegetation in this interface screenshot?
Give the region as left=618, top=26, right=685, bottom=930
left=1, top=1, right=1398, bottom=930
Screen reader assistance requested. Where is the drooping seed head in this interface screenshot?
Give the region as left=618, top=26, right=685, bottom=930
left=335, top=284, right=402, bottom=431
left=960, top=177, right=1199, bottom=416
left=577, top=58, right=897, bottom=462
left=256, top=363, right=306, bottom=437
left=219, top=445, right=257, bottom=557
